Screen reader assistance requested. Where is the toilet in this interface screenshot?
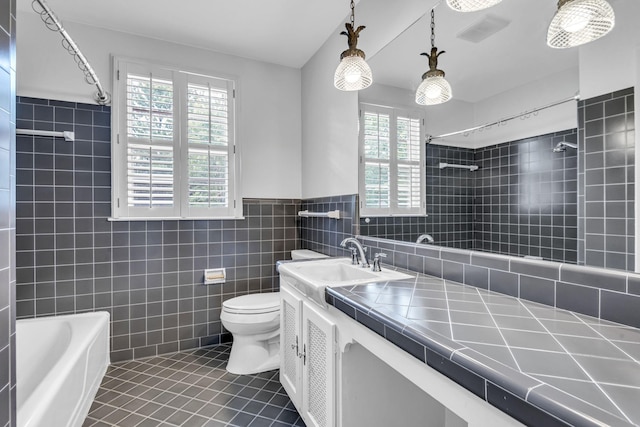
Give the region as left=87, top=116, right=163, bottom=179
left=221, top=249, right=328, bottom=375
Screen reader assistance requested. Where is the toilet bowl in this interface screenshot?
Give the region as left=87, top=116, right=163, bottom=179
left=221, top=292, right=281, bottom=375
left=221, top=249, right=328, bottom=375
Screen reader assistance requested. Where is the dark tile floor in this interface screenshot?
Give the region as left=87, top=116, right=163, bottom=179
left=83, top=345, right=306, bottom=427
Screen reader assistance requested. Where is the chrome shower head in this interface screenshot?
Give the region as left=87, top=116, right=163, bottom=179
left=553, top=141, right=577, bottom=152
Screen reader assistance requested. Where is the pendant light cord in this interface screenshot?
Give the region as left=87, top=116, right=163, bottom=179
left=350, top=0, right=355, bottom=26
left=430, top=9, right=436, bottom=49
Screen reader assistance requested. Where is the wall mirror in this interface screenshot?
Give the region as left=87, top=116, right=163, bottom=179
left=357, top=0, right=637, bottom=272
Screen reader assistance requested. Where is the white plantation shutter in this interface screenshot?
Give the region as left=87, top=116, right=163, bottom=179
left=362, top=108, right=391, bottom=215
left=127, top=144, right=174, bottom=207
left=125, top=71, right=175, bottom=209
left=182, top=76, right=236, bottom=217
left=359, top=104, right=425, bottom=217
left=112, top=58, right=239, bottom=219
left=396, top=116, right=423, bottom=213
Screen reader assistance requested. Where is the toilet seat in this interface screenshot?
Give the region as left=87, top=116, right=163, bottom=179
left=222, top=293, right=280, bottom=315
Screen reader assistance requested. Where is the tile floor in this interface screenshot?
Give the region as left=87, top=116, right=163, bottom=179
left=83, top=345, right=306, bottom=427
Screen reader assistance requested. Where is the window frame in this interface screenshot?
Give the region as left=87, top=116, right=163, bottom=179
left=358, top=103, right=426, bottom=217
left=111, top=56, right=241, bottom=220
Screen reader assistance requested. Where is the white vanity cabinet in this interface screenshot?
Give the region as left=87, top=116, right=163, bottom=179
left=280, top=284, right=336, bottom=427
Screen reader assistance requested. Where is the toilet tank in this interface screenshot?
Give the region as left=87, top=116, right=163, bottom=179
left=290, top=249, right=329, bottom=260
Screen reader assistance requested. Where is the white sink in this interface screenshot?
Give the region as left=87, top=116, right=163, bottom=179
left=278, top=257, right=414, bottom=306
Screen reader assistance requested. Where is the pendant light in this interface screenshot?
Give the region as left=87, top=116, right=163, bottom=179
left=416, top=9, right=452, bottom=106
left=547, top=0, right=615, bottom=48
left=334, top=0, right=372, bottom=91
left=446, top=0, right=503, bottom=12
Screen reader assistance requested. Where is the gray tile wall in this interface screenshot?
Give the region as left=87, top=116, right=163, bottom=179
left=15, top=97, right=300, bottom=362
left=427, top=144, right=475, bottom=249
left=474, top=130, right=578, bottom=263
left=358, top=215, right=431, bottom=245
left=578, top=87, right=635, bottom=271
left=0, top=1, right=16, bottom=425
left=299, top=195, right=357, bottom=257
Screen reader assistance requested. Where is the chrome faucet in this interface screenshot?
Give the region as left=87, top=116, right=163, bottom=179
left=416, top=234, right=435, bottom=244
left=340, top=237, right=369, bottom=268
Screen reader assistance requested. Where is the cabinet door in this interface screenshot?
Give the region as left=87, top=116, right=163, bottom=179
left=280, top=286, right=303, bottom=410
left=302, top=302, right=336, bottom=427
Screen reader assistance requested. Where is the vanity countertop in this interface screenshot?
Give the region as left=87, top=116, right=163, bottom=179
left=326, top=270, right=640, bottom=427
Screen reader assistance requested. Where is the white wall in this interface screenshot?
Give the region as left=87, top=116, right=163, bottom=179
left=359, top=68, right=578, bottom=150
left=17, top=12, right=302, bottom=199
left=579, top=0, right=640, bottom=99
left=300, top=0, right=431, bottom=199
left=466, top=68, right=578, bottom=148
left=301, top=27, right=359, bottom=199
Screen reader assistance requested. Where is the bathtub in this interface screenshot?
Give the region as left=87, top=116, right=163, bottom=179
left=17, top=312, right=110, bottom=427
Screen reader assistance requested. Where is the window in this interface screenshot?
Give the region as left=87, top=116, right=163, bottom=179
left=111, top=58, right=240, bottom=219
left=359, top=103, right=425, bottom=217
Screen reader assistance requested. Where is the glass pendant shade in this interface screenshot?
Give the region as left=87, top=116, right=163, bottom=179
left=446, top=0, right=503, bottom=12
left=416, top=74, right=452, bottom=105
left=547, top=0, right=615, bottom=48
left=334, top=54, right=373, bottom=91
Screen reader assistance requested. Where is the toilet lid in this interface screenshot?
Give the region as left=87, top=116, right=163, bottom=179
left=222, top=292, right=280, bottom=314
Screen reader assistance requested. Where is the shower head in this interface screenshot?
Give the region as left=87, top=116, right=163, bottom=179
left=553, top=142, right=577, bottom=152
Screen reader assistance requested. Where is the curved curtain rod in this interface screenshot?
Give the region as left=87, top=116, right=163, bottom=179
left=32, top=0, right=110, bottom=105
left=427, top=94, right=580, bottom=143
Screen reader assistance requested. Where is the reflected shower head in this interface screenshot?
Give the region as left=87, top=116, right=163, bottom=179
left=553, top=142, right=577, bottom=152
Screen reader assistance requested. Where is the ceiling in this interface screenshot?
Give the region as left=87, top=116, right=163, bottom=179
left=17, top=0, right=613, bottom=103
left=17, top=0, right=356, bottom=68
left=369, top=0, right=580, bottom=103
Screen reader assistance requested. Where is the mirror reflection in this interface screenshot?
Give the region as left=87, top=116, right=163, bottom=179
left=357, top=0, right=636, bottom=271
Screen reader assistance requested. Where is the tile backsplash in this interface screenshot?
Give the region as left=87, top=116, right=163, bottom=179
left=15, top=97, right=300, bottom=361
left=299, top=194, right=357, bottom=257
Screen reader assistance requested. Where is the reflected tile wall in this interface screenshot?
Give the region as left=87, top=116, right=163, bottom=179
left=360, top=131, right=579, bottom=264
left=14, top=97, right=300, bottom=362
left=427, top=145, right=475, bottom=249
left=359, top=145, right=475, bottom=249
left=578, top=87, right=635, bottom=271
left=0, top=1, right=17, bottom=425
left=474, top=129, right=578, bottom=263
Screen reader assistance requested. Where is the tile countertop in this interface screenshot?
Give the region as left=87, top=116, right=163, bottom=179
left=325, top=271, right=640, bottom=427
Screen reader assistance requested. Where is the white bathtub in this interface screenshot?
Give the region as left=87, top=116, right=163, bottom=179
left=17, top=312, right=110, bottom=427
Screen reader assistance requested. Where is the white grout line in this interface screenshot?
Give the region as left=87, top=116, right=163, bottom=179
left=443, top=281, right=455, bottom=341
left=475, top=288, right=524, bottom=373
left=89, top=347, right=297, bottom=427
left=519, top=302, right=634, bottom=424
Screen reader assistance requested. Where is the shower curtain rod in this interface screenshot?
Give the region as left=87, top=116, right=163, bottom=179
left=32, top=0, right=110, bottom=105
left=427, top=94, right=580, bottom=143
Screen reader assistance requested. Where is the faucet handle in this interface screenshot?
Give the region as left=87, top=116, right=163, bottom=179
left=349, top=247, right=360, bottom=265
left=372, top=252, right=387, bottom=272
